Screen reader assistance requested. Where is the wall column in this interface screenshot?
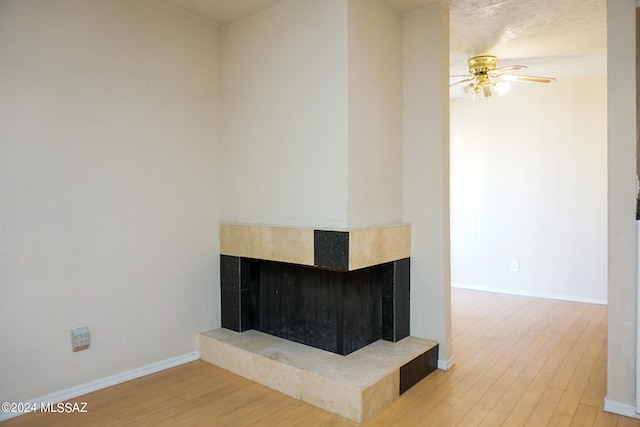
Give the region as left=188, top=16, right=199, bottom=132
left=403, top=4, right=453, bottom=368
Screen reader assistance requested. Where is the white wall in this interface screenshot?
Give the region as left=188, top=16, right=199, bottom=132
left=347, top=0, right=403, bottom=227
left=0, top=0, right=222, bottom=403
left=450, top=75, right=607, bottom=303
left=222, top=0, right=350, bottom=228
left=606, top=0, right=638, bottom=410
left=403, top=5, right=453, bottom=365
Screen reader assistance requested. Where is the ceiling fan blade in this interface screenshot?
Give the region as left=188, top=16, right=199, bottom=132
left=450, top=78, right=474, bottom=87
left=450, top=74, right=472, bottom=78
left=489, top=65, right=527, bottom=76
left=500, top=74, right=557, bottom=84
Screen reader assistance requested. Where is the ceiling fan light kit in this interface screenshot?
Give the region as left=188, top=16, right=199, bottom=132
left=451, top=55, right=556, bottom=100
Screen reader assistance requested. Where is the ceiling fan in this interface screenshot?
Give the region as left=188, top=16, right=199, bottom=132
left=450, top=55, right=557, bottom=99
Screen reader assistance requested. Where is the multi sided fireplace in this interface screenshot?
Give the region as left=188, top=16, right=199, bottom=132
left=219, top=224, right=411, bottom=355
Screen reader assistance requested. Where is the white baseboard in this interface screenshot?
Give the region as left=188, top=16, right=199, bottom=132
left=452, top=283, right=608, bottom=305
left=603, top=397, right=640, bottom=419
left=438, top=355, right=456, bottom=371
left=0, top=351, right=200, bottom=422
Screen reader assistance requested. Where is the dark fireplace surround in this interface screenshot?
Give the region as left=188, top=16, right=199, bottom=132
left=220, top=225, right=411, bottom=356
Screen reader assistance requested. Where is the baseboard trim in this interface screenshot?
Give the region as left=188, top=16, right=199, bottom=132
left=438, top=355, right=456, bottom=371
left=452, top=283, right=608, bottom=305
left=603, top=397, right=640, bottom=419
left=0, top=351, right=200, bottom=422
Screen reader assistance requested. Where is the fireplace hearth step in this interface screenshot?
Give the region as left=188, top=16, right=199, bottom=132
left=199, top=328, right=438, bottom=423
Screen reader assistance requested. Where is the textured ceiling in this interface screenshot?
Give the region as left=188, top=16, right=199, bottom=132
left=156, top=0, right=607, bottom=88
left=449, top=0, right=606, bottom=79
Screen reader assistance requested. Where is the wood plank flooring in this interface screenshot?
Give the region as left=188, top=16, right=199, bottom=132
left=4, top=288, right=640, bottom=426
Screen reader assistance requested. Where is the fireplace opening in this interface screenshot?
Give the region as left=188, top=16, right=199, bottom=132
left=221, top=255, right=410, bottom=356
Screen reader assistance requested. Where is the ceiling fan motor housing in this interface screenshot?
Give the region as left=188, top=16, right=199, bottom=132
left=467, top=55, right=497, bottom=74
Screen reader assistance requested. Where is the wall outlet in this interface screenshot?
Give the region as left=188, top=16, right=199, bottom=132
left=510, top=260, right=520, bottom=272
left=71, top=326, right=90, bottom=352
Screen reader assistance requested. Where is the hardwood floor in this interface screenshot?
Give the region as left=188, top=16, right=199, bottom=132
left=4, top=288, right=640, bottom=426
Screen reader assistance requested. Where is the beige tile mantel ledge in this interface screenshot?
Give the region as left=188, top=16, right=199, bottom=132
left=220, top=222, right=411, bottom=271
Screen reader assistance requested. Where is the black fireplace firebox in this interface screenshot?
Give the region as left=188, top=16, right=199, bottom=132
left=220, top=230, right=410, bottom=356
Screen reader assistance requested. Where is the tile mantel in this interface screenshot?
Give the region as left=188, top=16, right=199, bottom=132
left=219, top=222, right=411, bottom=271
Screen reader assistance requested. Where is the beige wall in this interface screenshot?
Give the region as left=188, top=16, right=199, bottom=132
left=403, top=5, right=453, bottom=365
left=221, top=0, right=350, bottom=228
left=606, top=0, right=638, bottom=410
left=451, top=75, right=607, bottom=303
left=222, top=0, right=404, bottom=229
left=0, top=0, right=222, bottom=402
left=347, top=0, right=404, bottom=227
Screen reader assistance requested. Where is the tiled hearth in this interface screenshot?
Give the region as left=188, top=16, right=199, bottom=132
left=199, top=328, right=438, bottom=423
left=200, top=223, right=439, bottom=422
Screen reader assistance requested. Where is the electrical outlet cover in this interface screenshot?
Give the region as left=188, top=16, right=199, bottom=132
left=72, top=326, right=90, bottom=352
